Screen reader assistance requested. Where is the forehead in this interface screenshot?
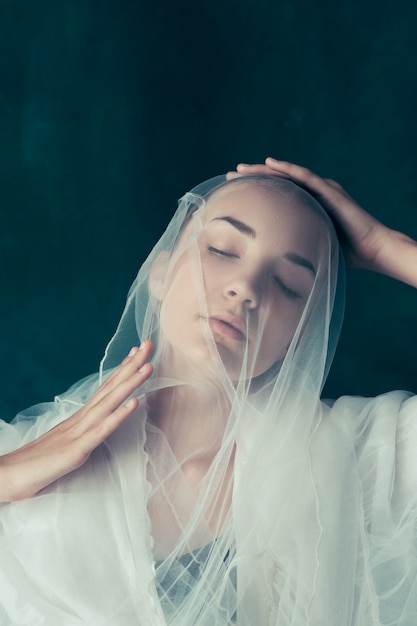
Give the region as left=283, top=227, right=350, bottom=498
left=201, top=181, right=329, bottom=257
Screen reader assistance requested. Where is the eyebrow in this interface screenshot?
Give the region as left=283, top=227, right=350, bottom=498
left=211, top=216, right=257, bottom=238
left=284, top=252, right=316, bottom=277
left=211, top=215, right=316, bottom=277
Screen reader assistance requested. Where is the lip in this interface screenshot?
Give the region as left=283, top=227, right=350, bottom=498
left=208, top=313, right=247, bottom=342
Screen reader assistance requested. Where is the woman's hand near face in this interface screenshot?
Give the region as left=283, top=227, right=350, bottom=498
left=0, top=341, right=153, bottom=502
left=231, top=158, right=417, bottom=289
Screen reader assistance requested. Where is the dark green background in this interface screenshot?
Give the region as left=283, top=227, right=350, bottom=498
left=1, top=0, right=416, bottom=421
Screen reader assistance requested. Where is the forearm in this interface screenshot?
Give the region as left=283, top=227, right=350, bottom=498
left=375, top=229, right=417, bottom=289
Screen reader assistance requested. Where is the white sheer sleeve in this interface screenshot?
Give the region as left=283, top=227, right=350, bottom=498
left=329, top=390, right=417, bottom=624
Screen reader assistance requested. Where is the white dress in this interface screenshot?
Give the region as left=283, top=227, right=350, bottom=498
left=1, top=390, right=417, bottom=625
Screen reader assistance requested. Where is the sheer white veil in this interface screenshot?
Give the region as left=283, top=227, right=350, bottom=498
left=8, top=173, right=392, bottom=626
left=3, top=172, right=417, bottom=625
left=94, top=173, right=349, bottom=624
left=100, top=174, right=344, bottom=379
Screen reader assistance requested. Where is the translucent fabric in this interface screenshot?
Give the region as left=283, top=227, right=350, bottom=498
left=1, top=174, right=417, bottom=625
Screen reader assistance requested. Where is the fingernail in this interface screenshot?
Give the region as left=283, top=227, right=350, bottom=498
left=128, top=347, right=138, bottom=356
left=125, top=398, right=135, bottom=408
left=139, top=364, right=148, bottom=372
left=139, top=341, right=146, bottom=350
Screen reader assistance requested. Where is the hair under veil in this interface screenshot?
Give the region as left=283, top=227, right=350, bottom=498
left=1, top=174, right=416, bottom=625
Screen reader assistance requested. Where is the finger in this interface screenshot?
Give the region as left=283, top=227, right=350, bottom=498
left=117, top=340, right=153, bottom=377
left=48, top=362, right=153, bottom=454
left=90, top=341, right=153, bottom=404
left=85, top=363, right=153, bottom=427
left=105, top=340, right=153, bottom=380
left=264, top=159, right=346, bottom=198
left=236, top=163, right=270, bottom=173
left=225, top=171, right=242, bottom=180
left=98, top=347, right=141, bottom=390
left=324, top=179, right=348, bottom=195
left=265, top=159, right=345, bottom=203
left=265, top=158, right=316, bottom=182
left=236, top=162, right=295, bottom=180
left=101, top=366, right=153, bottom=414
left=87, top=395, right=141, bottom=447
left=68, top=394, right=142, bottom=461
left=236, top=165, right=277, bottom=178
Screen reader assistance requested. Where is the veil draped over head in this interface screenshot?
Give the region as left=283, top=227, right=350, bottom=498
left=1, top=174, right=417, bottom=625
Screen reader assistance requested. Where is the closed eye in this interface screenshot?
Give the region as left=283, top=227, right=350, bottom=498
left=273, top=277, right=301, bottom=299
left=207, top=246, right=239, bottom=258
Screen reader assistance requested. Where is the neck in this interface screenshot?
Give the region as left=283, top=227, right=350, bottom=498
left=146, top=349, right=236, bottom=547
left=148, top=352, right=231, bottom=465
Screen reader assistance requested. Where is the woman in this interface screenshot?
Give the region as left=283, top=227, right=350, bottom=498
left=0, top=159, right=416, bottom=625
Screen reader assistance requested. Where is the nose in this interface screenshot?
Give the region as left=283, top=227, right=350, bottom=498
left=223, top=276, right=259, bottom=309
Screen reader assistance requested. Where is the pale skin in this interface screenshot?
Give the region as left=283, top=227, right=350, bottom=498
left=1, top=158, right=416, bottom=505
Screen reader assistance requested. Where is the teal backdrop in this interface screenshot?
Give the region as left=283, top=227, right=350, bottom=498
left=0, top=0, right=416, bottom=421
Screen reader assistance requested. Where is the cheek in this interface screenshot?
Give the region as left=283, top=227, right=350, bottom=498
left=199, top=259, right=218, bottom=295
left=159, top=263, right=198, bottom=336
left=253, top=302, right=304, bottom=373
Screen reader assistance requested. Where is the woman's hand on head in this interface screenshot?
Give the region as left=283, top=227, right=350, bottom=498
left=230, top=159, right=389, bottom=271
left=0, top=341, right=153, bottom=502
left=229, top=158, right=417, bottom=288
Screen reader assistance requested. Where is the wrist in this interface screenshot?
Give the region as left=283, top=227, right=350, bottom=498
left=0, top=451, right=36, bottom=502
left=0, top=454, right=17, bottom=502
left=374, top=229, right=417, bottom=288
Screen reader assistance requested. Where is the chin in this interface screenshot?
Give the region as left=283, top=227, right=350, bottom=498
left=212, top=344, right=245, bottom=380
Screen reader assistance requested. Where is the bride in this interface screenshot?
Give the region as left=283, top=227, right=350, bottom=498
left=0, top=158, right=416, bottom=625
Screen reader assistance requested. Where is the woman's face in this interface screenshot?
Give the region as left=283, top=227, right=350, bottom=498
left=158, top=182, right=327, bottom=380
